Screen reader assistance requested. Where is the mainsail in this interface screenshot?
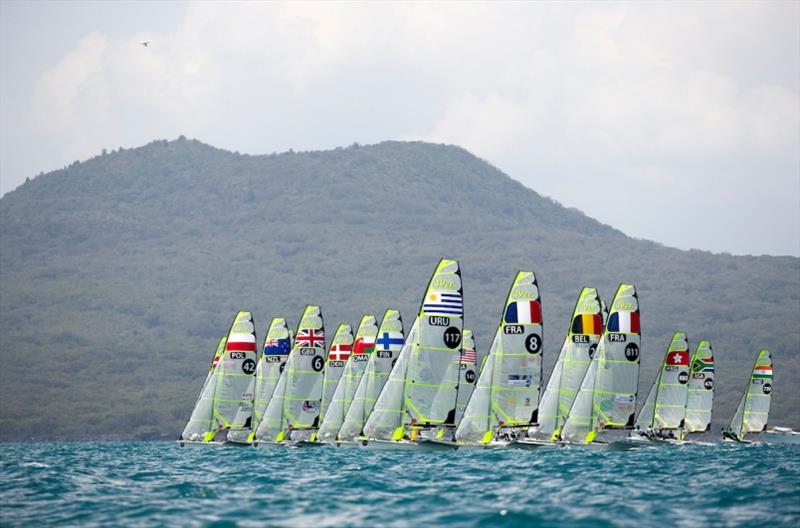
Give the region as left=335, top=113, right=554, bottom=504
left=454, top=329, right=478, bottom=426
left=338, top=310, right=405, bottom=441
left=728, top=349, right=772, bottom=441
left=405, top=258, right=464, bottom=430
left=634, top=332, right=690, bottom=435
left=561, top=284, right=641, bottom=444
left=361, top=318, right=418, bottom=440
left=180, top=336, right=226, bottom=441
left=316, top=315, right=378, bottom=441
left=455, top=271, right=543, bottom=443
left=181, top=312, right=258, bottom=442
left=255, top=306, right=325, bottom=443
left=227, top=317, right=292, bottom=444
left=320, top=324, right=354, bottom=421
left=529, top=288, right=604, bottom=441
left=683, top=340, right=714, bottom=435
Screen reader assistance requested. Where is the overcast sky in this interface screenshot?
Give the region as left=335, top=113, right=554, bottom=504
left=1, top=1, right=798, bottom=256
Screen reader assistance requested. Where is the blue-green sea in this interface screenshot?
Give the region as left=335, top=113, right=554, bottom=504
left=1, top=442, right=798, bottom=527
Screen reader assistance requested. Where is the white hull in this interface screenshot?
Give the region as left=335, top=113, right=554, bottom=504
left=357, top=438, right=458, bottom=451
left=512, top=438, right=560, bottom=449
left=176, top=440, right=225, bottom=448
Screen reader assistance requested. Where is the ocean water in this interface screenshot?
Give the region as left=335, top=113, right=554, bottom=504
left=1, top=442, right=798, bottom=527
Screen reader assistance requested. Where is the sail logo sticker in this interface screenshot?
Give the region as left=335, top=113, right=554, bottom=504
left=429, top=316, right=450, bottom=327
left=588, top=343, right=597, bottom=358
left=504, top=325, right=524, bottom=335
left=299, top=348, right=317, bottom=356
left=465, top=370, right=477, bottom=384
left=763, top=383, right=772, bottom=395
left=678, top=372, right=689, bottom=384
left=608, top=334, right=627, bottom=343
left=508, top=374, right=532, bottom=388
left=328, top=360, right=345, bottom=368
left=704, top=379, right=714, bottom=390
left=377, top=351, right=392, bottom=359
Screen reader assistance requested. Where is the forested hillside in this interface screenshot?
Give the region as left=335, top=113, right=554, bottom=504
left=1, top=137, right=798, bottom=440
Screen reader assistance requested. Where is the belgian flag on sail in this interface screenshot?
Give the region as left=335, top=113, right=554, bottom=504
left=571, top=314, right=603, bottom=335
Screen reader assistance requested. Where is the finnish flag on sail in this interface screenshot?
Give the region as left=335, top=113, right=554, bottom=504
left=423, top=291, right=463, bottom=316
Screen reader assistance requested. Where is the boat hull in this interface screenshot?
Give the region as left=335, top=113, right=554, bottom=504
left=357, top=438, right=458, bottom=451
left=176, top=440, right=225, bottom=448
left=512, top=438, right=560, bottom=449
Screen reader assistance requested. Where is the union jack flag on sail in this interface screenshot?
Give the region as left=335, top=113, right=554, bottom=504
left=296, top=328, right=324, bottom=348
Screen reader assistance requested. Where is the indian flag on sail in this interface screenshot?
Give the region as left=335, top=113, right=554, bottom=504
left=753, top=365, right=773, bottom=380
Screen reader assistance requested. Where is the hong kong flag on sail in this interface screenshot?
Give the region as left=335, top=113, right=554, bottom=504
left=353, top=336, right=376, bottom=355
left=666, top=350, right=689, bottom=366
left=329, top=342, right=352, bottom=361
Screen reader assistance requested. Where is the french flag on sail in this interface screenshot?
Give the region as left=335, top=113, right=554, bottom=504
left=607, top=311, right=640, bottom=334
left=505, top=300, right=542, bottom=324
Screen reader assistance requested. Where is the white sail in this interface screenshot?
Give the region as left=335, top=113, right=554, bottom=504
left=728, top=349, right=772, bottom=440
left=320, top=324, right=354, bottom=421
left=634, top=332, right=690, bottom=435
left=454, top=271, right=542, bottom=443
left=180, top=336, right=226, bottom=441
left=683, top=340, right=714, bottom=435
left=529, top=288, right=604, bottom=441
left=362, top=318, right=418, bottom=440
left=254, top=306, right=325, bottom=442
left=455, top=338, right=498, bottom=444
left=561, top=284, right=641, bottom=444
left=227, top=317, right=292, bottom=444
left=181, top=312, right=258, bottom=442
left=405, top=259, right=464, bottom=429
left=454, top=329, right=478, bottom=426
left=316, top=315, right=378, bottom=441
left=339, top=310, right=405, bottom=441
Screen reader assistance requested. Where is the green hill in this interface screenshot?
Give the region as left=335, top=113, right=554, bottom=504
left=1, top=137, right=797, bottom=440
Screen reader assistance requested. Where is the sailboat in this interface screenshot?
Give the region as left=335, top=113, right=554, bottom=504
left=315, top=315, right=378, bottom=443
left=516, top=288, right=604, bottom=448
left=360, top=258, right=464, bottom=450
left=560, top=284, right=641, bottom=448
left=629, top=332, right=690, bottom=443
left=454, top=329, right=478, bottom=426
left=338, top=310, right=405, bottom=443
left=680, top=340, right=714, bottom=442
left=454, top=271, right=543, bottom=447
left=254, top=306, right=325, bottom=445
left=722, top=349, right=772, bottom=443
left=319, top=324, right=354, bottom=424
left=226, top=318, right=292, bottom=445
left=178, top=312, right=258, bottom=446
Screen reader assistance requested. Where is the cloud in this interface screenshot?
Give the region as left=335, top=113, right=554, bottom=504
left=11, top=1, right=800, bottom=255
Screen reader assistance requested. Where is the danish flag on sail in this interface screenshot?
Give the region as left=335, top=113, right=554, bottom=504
left=329, top=342, right=352, bottom=361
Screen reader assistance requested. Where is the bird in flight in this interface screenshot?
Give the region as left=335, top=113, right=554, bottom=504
left=141, top=41, right=151, bottom=47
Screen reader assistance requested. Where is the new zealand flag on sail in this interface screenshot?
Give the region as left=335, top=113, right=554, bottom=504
left=264, top=337, right=291, bottom=356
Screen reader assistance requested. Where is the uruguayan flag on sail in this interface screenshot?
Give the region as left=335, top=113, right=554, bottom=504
left=423, top=291, right=463, bottom=316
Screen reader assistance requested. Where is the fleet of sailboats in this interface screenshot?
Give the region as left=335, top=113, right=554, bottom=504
left=179, top=260, right=793, bottom=449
